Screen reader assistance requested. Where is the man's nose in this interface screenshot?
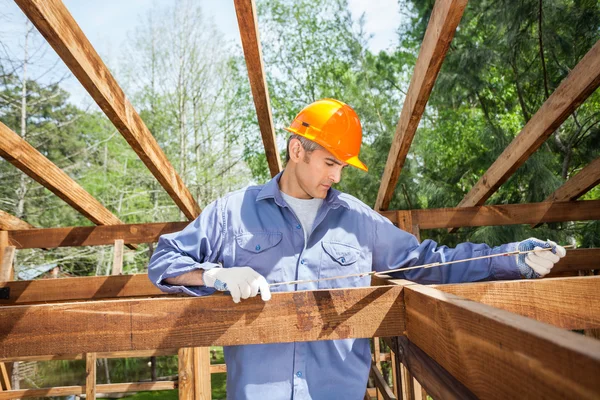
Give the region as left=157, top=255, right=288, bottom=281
left=330, top=168, right=342, bottom=184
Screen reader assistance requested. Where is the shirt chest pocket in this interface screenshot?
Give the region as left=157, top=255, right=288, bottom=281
left=234, top=232, right=282, bottom=276
left=319, top=241, right=370, bottom=289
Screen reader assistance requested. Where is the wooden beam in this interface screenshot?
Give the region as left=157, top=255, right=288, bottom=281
left=194, top=347, right=211, bottom=400
left=552, top=248, right=600, bottom=274
left=111, top=239, right=124, bottom=275
left=379, top=200, right=600, bottom=229
left=375, top=0, right=468, bottom=211
left=404, top=283, right=600, bottom=399
left=432, top=276, right=600, bottom=330
left=371, top=362, right=397, bottom=400
left=8, top=221, right=188, bottom=249
left=178, top=348, right=195, bottom=400
left=0, top=286, right=404, bottom=359
left=0, top=274, right=163, bottom=306
left=545, top=157, right=600, bottom=202
left=0, top=363, right=10, bottom=391
left=454, top=40, right=600, bottom=210
left=14, top=0, right=200, bottom=219
left=0, top=210, right=33, bottom=231
left=233, top=0, right=282, bottom=177
left=86, top=352, right=96, bottom=400
left=0, top=348, right=178, bottom=363
left=0, top=381, right=176, bottom=400
left=0, top=122, right=124, bottom=227
left=0, top=247, right=15, bottom=283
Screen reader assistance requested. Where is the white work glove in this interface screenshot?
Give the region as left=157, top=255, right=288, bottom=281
left=203, top=267, right=271, bottom=303
left=516, top=238, right=567, bottom=278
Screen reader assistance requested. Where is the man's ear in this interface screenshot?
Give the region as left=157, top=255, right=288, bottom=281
left=288, top=138, right=303, bottom=163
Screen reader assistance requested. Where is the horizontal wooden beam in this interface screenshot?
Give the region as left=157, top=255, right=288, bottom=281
left=14, top=0, right=201, bottom=220
left=0, top=122, right=123, bottom=227
left=404, top=284, right=600, bottom=399
left=380, top=200, right=600, bottom=229
left=0, top=348, right=177, bottom=363
left=7, top=221, right=188, bottom=249
left=234, top=0, right=282, bottom=177
left=0, top=286, right=404, bottom=359
left=432, top=276, right=600, bottom=330
left=552, top=248, right=599, bottom=274
left=375, top=0, right=468, bottom=211
left=0, top=210, right=33, bottom=231
left=0, top=381, right=176, bottom=400
left=455, top=40, right=600, bottom=210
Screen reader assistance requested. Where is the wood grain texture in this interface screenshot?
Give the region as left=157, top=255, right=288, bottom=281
left=456, top=40, right=600, bottom=209
left=0, top=381, right=176, bottom=399
left=379, top=200, right=600, bottom=229
left=8, top=221, right=188, bottom=249
left=0, top=286, right=404, bottom=359
left=404, top=284, right=600, bottom=399
left=545, top=157, right=600, bottom=202
left=0, top=274, right=163, bottom=306
left=233, top=0, right=281, bottom=177
left=0, top=122, right=123, bottom=226
left=400, top=364, right=415, bottom=400
left=0, top=210, right=33, bottom=231
left=178, top=348, right=194, bottom=400
left=375, top=0, right=468, bottom=211
left=14, top=0, right=200, bottom=219
left=0, top=247, right=15, bottom=282
left=0, top=363, right=10, bottom=391
left=194, top=347, right=211, bottom=400
left=432, top=276, right=600, bottom=329
left=0, top=348, right=177, bottom=362
left=111, top=239, right=124, bottom=275
left=86, top=352, right=96, bottom=400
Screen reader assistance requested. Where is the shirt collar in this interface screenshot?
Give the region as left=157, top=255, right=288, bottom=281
left=256, top=171, right=350, bottom=210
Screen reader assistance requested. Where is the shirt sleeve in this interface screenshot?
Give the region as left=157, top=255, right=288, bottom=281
left=147, top=199, right=224, bottom=296
left=371, top=212, right=521, bottom=284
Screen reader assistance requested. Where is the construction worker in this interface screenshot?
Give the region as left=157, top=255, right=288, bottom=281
left=148, top=98, right=566, bottom=399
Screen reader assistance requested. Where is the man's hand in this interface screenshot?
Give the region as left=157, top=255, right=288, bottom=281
left=203, top=267, right=271, bottom=303
left=516, top=238, right=567, bottom=278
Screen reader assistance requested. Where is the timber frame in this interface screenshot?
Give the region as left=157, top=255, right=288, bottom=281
left=0, top=0, right=599, bottom=399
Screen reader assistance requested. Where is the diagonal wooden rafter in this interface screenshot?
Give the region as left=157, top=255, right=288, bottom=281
left=234, top=0, right=282, bottom=177
left=545, top=157, right=600, bottom=202
left=453, top=40, right=600, bottom=211
left=0, top=210, right=33, bottom=231
left=374, top=0, right=468, bottom=211
left=14, top=0, right=201, bottom=220
left=0, top=122, right=123, bottom=227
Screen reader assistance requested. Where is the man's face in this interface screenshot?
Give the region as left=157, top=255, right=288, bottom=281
left=294, top=147, right=348, bottom=199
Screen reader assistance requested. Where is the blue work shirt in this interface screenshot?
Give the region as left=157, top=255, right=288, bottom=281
left=148, top=172, right=520, bottom=400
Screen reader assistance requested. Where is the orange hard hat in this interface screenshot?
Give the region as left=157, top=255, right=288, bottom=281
left=284, top=98, right=368, bottom=172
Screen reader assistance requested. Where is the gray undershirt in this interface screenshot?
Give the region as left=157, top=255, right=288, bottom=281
left=280, top=191, right=323, bottom=239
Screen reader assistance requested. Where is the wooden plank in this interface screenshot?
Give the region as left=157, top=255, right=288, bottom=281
left=404, top=284, right=600, bottom=399
left=194, top=347, right=211, bottom=400
left=379, top=200, right=600, bottom=229
left=0, top=274, right=163, bottom=306
left=0, top=348, right=178, bottom=363
left=210, top=364, right=226, bottom=374
left=111, top=239, right=124, bottom=275
left=545, top=157, right=600, bottom=202
left=432, top=276, right=600, bottom=330
left=455, top=40, right=600, bottom=210
left=550, top=248, right=599, bottom=274
left=400, top=364, right=415, bottom=400
left=233, top=0, right=282, bottom=177
left=86, top=352, right=96, bottom=400
left=374, top=338, right=384, bottom=400
left=14, top=0, right=200, bottom=219
left=0, top=210, right=33, bottom=231
left=0, top=247, right=15, bottom=282
left=178, top=348, right=194, bottom=400
left=0, top=381, right=176, bottom=399
left=8, top=221, right=188, bottom=249
left=0, top=122, right=123, bottom=227
left=0, top=363, right=10, bottom=391
left=375, top=0, right=468, bottom=211
left=0, top=286, right=404, bottom=359
left=371, top=362, right=397, bottom=400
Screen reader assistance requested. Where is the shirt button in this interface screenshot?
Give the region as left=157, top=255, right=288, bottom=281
left=255, top=244, right=261, bottom=251
left=296, top=371, right=302, bottom=378
left=300, top=259, right=305, bottom=265
left=340, top=257, right=346, bottom=263
left=296, top=224, right=301, bottom=229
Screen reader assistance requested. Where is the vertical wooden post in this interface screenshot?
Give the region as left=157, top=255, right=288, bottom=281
left=0, top=246, right=15, bottom=282
left=0, top=362, right=11, bottom=391
left=86, top=352, right=96, bottom=400
left=401, top=364, right=415, bottom=400
left=179, top=347, right=195, bottom=400
left=373, top=339, right=384, bottom=400
left=194, top=347, right=212, bottom=400
left=390, top=345, right=398, bottom=397
left=111, top=239, right=124, bottom=275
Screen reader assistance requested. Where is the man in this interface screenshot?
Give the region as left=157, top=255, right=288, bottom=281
left=148, top=98, right=565, bottom=399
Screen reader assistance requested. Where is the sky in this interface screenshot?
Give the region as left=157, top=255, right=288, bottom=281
left=1, top=0, right=404, bottom=107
